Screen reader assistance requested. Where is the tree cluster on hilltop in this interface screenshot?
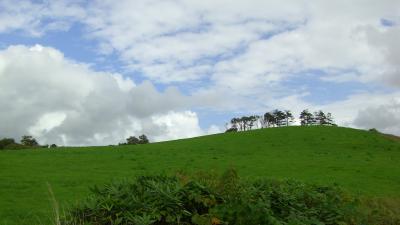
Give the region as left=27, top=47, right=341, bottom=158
left=226, top=109, right=336, bottom=132
left=229, top=115, right=260, bottom=131
left=299, top=109, right=334, bottom=126
left=119, top=134, right=150, bottom=145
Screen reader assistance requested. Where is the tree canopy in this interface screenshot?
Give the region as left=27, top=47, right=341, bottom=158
left=227, top=109, right=335, bottom=132
left=121, top=134, right=150, bottom=145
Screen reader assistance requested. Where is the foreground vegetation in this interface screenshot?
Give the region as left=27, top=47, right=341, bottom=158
left=63, top=170, right=400, bottom=225
left=1, top=126, right=400, bottom=224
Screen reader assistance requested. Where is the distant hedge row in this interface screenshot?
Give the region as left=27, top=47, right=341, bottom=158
left=0, top=136, right=56, bottom=150
left=61, top=169, right=400, bottom=225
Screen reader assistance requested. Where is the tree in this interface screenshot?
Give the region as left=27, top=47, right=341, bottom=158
left=230, top=118, right=240, bottom=130
left=263, top=112, right=275, bottom=127
left=284, top=110, right=294, bottom=126
left=314, top=110, right=329, bottom=125
left=300, top=110, right=314, bottom=126
left=21, top=135, right=38, bottom=147
left=126, top=136, right=140, bottom=145
left=239, top=116, right=247, bottom=131
left=138, top=134, right=149, bottom=144
left=0, top=138, right=16, bottom=149
left=326, top=112, right=335, bottom=126
left=313, top=110, right=335, bottom=125
left=250, top=115, right=260, bottom=129
left=124, top=134, right=150, bottom=145
left=273, top=110, right=286, bottom=127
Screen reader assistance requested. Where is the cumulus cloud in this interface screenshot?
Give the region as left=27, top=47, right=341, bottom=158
left=76, top=0, right=400, bottom=89
left=150, top=111, right=204, bottom=141
left=74, top=0, right=400, bottom=128
left=353, top=101, right=400, bottom=135
left=363, top=25, right=400, bottom=86
left=0, top=45, right=206, bottom=145
left=1, top=0, right=400, bottom=141
left=249, top=91, right=400, bottom=136
left=82, top=0, right=307, bottom=83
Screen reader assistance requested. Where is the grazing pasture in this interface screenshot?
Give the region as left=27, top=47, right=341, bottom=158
left=0, top=126, right=399, bottom=224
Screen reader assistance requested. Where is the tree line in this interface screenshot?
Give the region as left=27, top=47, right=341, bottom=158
left=0, top=135, right=56, bottom=150
left=226, top=109, right=335, bottom=132
left=0, top=134, right=150, bottom=150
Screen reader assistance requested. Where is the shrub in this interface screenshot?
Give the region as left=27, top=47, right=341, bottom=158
left=61, top=170, right=371, bottom=225
left=369, top=128, right=379, bottom=133
left=2, top=143, right=28, bottom=150
left=0, top=138, right=16, bottom=149
left=225, top=127, right=238, bottom=133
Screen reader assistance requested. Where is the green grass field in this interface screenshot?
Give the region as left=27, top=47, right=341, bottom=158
left=1, top=126, right=400, bottom=225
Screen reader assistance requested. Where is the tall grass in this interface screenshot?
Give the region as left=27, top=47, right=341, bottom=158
left=47, top=183, right=60, bottom=225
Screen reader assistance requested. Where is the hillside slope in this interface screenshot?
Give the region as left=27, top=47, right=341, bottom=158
left=1, top=126, right=400, bottom=224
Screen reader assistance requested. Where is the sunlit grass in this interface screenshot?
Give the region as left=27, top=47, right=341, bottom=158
left=1, top=126, right=399, bottom=224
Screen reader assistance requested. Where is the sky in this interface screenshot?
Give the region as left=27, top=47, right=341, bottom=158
left=0, top=0, right=399, bottom=146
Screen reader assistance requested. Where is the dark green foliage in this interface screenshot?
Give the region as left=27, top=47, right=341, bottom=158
left=20, top=135, right=39, bottom=147
left=224, top=127, right=237, bottom=133
left=1, top=142, right=26, bottom=150
left=262, top=109, right=294, bottom=127
left=0, top=138, right=16, bottom=149
left=139, top=134, right=149, bottom=144
left=122, top=134, right=150, bottom=145
left=63, top=170, right=365, bottom=225
left=300, top=109, right=314, bottom=126
left=369, top=128, right=379, bottom=133
left=126, top=136, right=140, bottom=145
left=229, top=116, right=259, bottom=131
left=0, top=136, right=43, bottom=150
left=0, top=137, right=33, bottom=150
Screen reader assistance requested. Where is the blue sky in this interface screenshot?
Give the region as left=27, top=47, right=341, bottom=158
left=0, top=0, right=399, bottom=145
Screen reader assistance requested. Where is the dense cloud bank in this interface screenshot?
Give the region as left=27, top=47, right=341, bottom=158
left=0, top=45, right=212, bottom=145
left=0, top=0, right=400, bottom=144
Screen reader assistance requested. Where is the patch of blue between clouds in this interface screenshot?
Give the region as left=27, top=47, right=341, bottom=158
left=380, top=18, right=396, bottom=27
left=195, top=109, right=236, bottom=132
left=0, top=22, right=141, bottom=85
left=283, top=69, right=389, bottom=105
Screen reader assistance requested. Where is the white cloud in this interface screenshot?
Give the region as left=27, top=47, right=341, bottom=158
left=28, top=112, right=67, bottom=137
left=249, top=91, right=400, bottom=136
left=206, top=125, right=222, bottom=135
left=81, top=0, right=307, bottom=83
left=150, top=111, right=204, bottom=141
left=75, top=0, right=400, bottom=88
left=0, top=0, right=84, bottom=36
left=353, top=101, right=400, bottom=135
left=0, top=44, right=204, bottom=145
left=1, top=1, right=400, bottom=140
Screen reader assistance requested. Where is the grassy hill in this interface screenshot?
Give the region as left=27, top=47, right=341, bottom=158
left=1, top=126, right=400, bottom=225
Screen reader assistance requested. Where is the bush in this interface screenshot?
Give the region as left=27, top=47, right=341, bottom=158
left=0, top=138, right=16, bottom=149
left=2, top=143, right=28, bottom=150
left=225, top=127, right=238, bottom=133
left=61, top=170, right=376, bottom=225
left=369, top=128, right=379, bottom=133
